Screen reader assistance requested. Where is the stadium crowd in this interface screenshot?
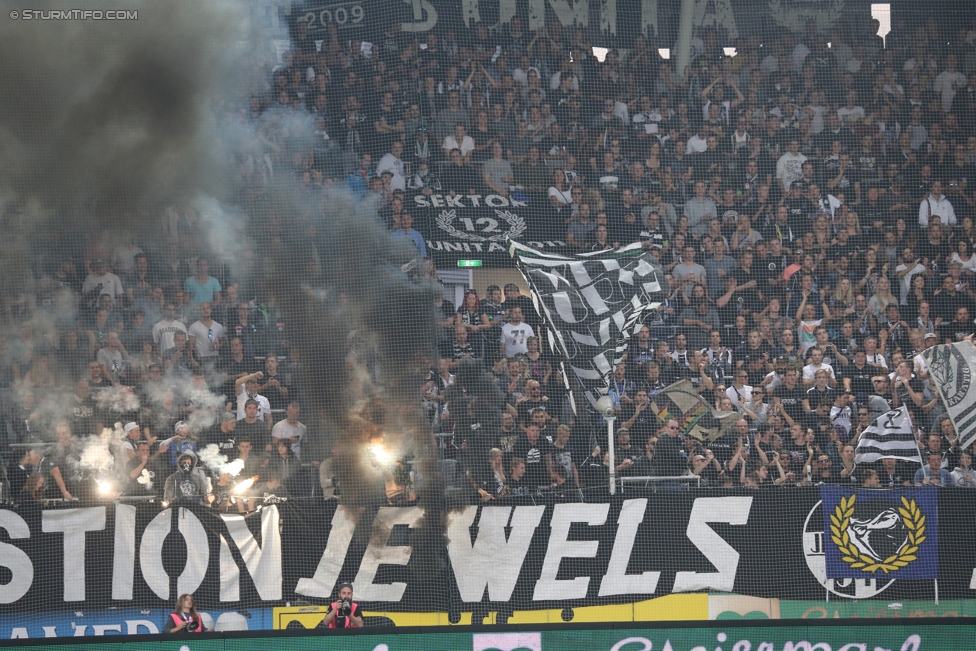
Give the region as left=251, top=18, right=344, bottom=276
left=6, top=15, right=976, bottom=509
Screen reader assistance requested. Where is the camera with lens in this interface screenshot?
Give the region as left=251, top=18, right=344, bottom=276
left=340, top=599, right=352, bottom=615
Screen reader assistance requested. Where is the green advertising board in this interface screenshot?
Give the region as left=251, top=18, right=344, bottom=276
left=1, top=621, right=968, bottom=651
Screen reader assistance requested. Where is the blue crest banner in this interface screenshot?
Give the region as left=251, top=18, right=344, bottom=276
left=821, top=485, right=938, bottom=580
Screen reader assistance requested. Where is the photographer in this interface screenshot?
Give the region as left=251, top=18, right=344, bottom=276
left=320, top=582, right=363, bottom=629
left=162, top=593, right=205, bottom=634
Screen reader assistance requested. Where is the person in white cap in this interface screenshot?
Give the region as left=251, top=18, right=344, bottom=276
left=162, top=421, right=197, bottom=467
left=118, top=422, right=155, bottom=464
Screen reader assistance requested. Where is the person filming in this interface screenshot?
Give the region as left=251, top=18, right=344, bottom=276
left=320, top=582, right=363, bottom=629
left=163, top=593, right=206, bottom=634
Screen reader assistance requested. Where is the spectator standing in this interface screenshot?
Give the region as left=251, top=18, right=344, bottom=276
left=82, top=259, right=124, bottom=308
left=187, top=302, right=223, bottom=373
left=152, top=304, right=188, bottom=354
left=271, top=401, right=306, bottom=459
left=500, top=306, right=535, bottom=357
left=183, top=257, right=222, bottom=308
left=236, top=371, right=273, bottom=429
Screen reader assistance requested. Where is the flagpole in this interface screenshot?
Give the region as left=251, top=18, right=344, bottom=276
left=597, top=396, right=617, bottom=495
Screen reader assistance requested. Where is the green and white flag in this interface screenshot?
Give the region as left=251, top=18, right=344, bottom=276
left=922, top=340, right=976, bottom=450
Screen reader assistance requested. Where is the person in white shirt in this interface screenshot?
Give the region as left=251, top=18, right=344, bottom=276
left=152, top=304, right=188, bottom=353
left=82, top=259, right=125, bottom=307
left=894, top=247, right=925, bottom=304
left=776, top=138, right=807, bottom=193
left=726, top=369, right=753, bottom=411
left=499, top=306, right=534, bottom=357
left=235, top=371, right=272, bottom=427
left=918, top=180, right=957, bottom=227
left=271, top=401, right=306, bottom=459
left=933, top=54, right=967, bottom=113
left=686, top=129, right=708, bottom=154
left=186, top=301, right=224, bottom=367
left=802, top=347, right=836, bottom=388
left=442, top=124, right=475, bottom=163
left=376, top=140, right=407, bottom=192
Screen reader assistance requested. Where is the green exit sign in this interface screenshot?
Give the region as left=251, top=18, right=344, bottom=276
left=457, top=259, right=483, bottom=267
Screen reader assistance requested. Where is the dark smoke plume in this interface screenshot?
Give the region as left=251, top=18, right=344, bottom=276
left=0, top=0, right=446, bottom=556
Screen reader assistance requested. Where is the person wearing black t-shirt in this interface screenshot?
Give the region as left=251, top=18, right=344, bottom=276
left=613, top=428, right=643, bottom=476
left=939, top=306, right=975, bottom=344
left=621, top=389, right=657, bottom=448
left=236, top=400, right=267, bottom=447
left=843, top=350, right=881, bottom=401
left=516, top=381, right=551, bottom=429
left=204, top=413, right=239, bottom=454
left=219, top=337, right=258, bottom=397
left=773, top=368, right=806, bottom=427
left=512, top=424, right=551, bottom=490
left=916, top=223, right=951, bottom=271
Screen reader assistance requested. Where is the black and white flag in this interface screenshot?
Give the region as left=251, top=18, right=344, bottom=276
left=922, top=340, right=976, bottom=450
left=509, top=241, right=669, bottom=413
left=853, top=405, right=922, bottom=464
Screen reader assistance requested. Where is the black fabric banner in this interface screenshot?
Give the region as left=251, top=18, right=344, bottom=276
left=292, top=0, right=868, bottom=49
left=0, top=490, right=973, bottom=615
left=412, top=191, right=571, bottom=268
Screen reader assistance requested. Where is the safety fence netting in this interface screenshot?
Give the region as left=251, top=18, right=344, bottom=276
left=0, top=0, right=974, bottom=637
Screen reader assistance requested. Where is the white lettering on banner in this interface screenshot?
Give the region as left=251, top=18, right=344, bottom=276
left=220, top=534, right=240, bottom=602
left=139, top=509, right=209, bottom=601
left=296, top=3, right=367, bottom=31
left=295, top=505, right=358, bottom=598
left=41, top=507, right=105, bottom=602
left=0, top=510, right=32, bottom=604
left=447, top=506, right=545, bottom=602
left=533, top=503, right=609, bottom=600
left=112, top=504, right=136, bottom=600
left=126, top=620, right=159, bottom=635
left=139, top=509, right=170, bottom=600
left=220, top=507, right=282, bottom=601
left=353, top=507, right=424, bottom=601
left=599, top=499, right=660, bottom=596
left=400, top=0, right=438, bottom=32
left=672, top=497, right=752, bottom=593
left=426, top=240, right=567, bottom=254
left=414, top=193, right=527, bottom=210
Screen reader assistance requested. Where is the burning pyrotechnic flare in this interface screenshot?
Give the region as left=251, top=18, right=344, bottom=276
left=370, top=441, right=391, bottom=465
left=232, top=476, right=258, bottom=495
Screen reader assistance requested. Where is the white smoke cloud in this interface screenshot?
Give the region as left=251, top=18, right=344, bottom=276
left=94, top=386, right=141, bottom=414
left=197, top=443, right=244, bottom=477
left=74, top=425, right=121, bottom=477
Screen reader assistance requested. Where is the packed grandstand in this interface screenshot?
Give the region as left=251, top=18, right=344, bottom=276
left=2, top=0, right=976, bottom=633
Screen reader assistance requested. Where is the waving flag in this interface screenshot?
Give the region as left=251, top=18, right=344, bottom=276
left=922, top=341, right=976, bottom=450
left=853, top=406, right=922, bottom=465
left=509, top=241, right=669, bottom=413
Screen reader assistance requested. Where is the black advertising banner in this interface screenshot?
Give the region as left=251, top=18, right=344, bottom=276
left=0, top=490, right=974, bottom=615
